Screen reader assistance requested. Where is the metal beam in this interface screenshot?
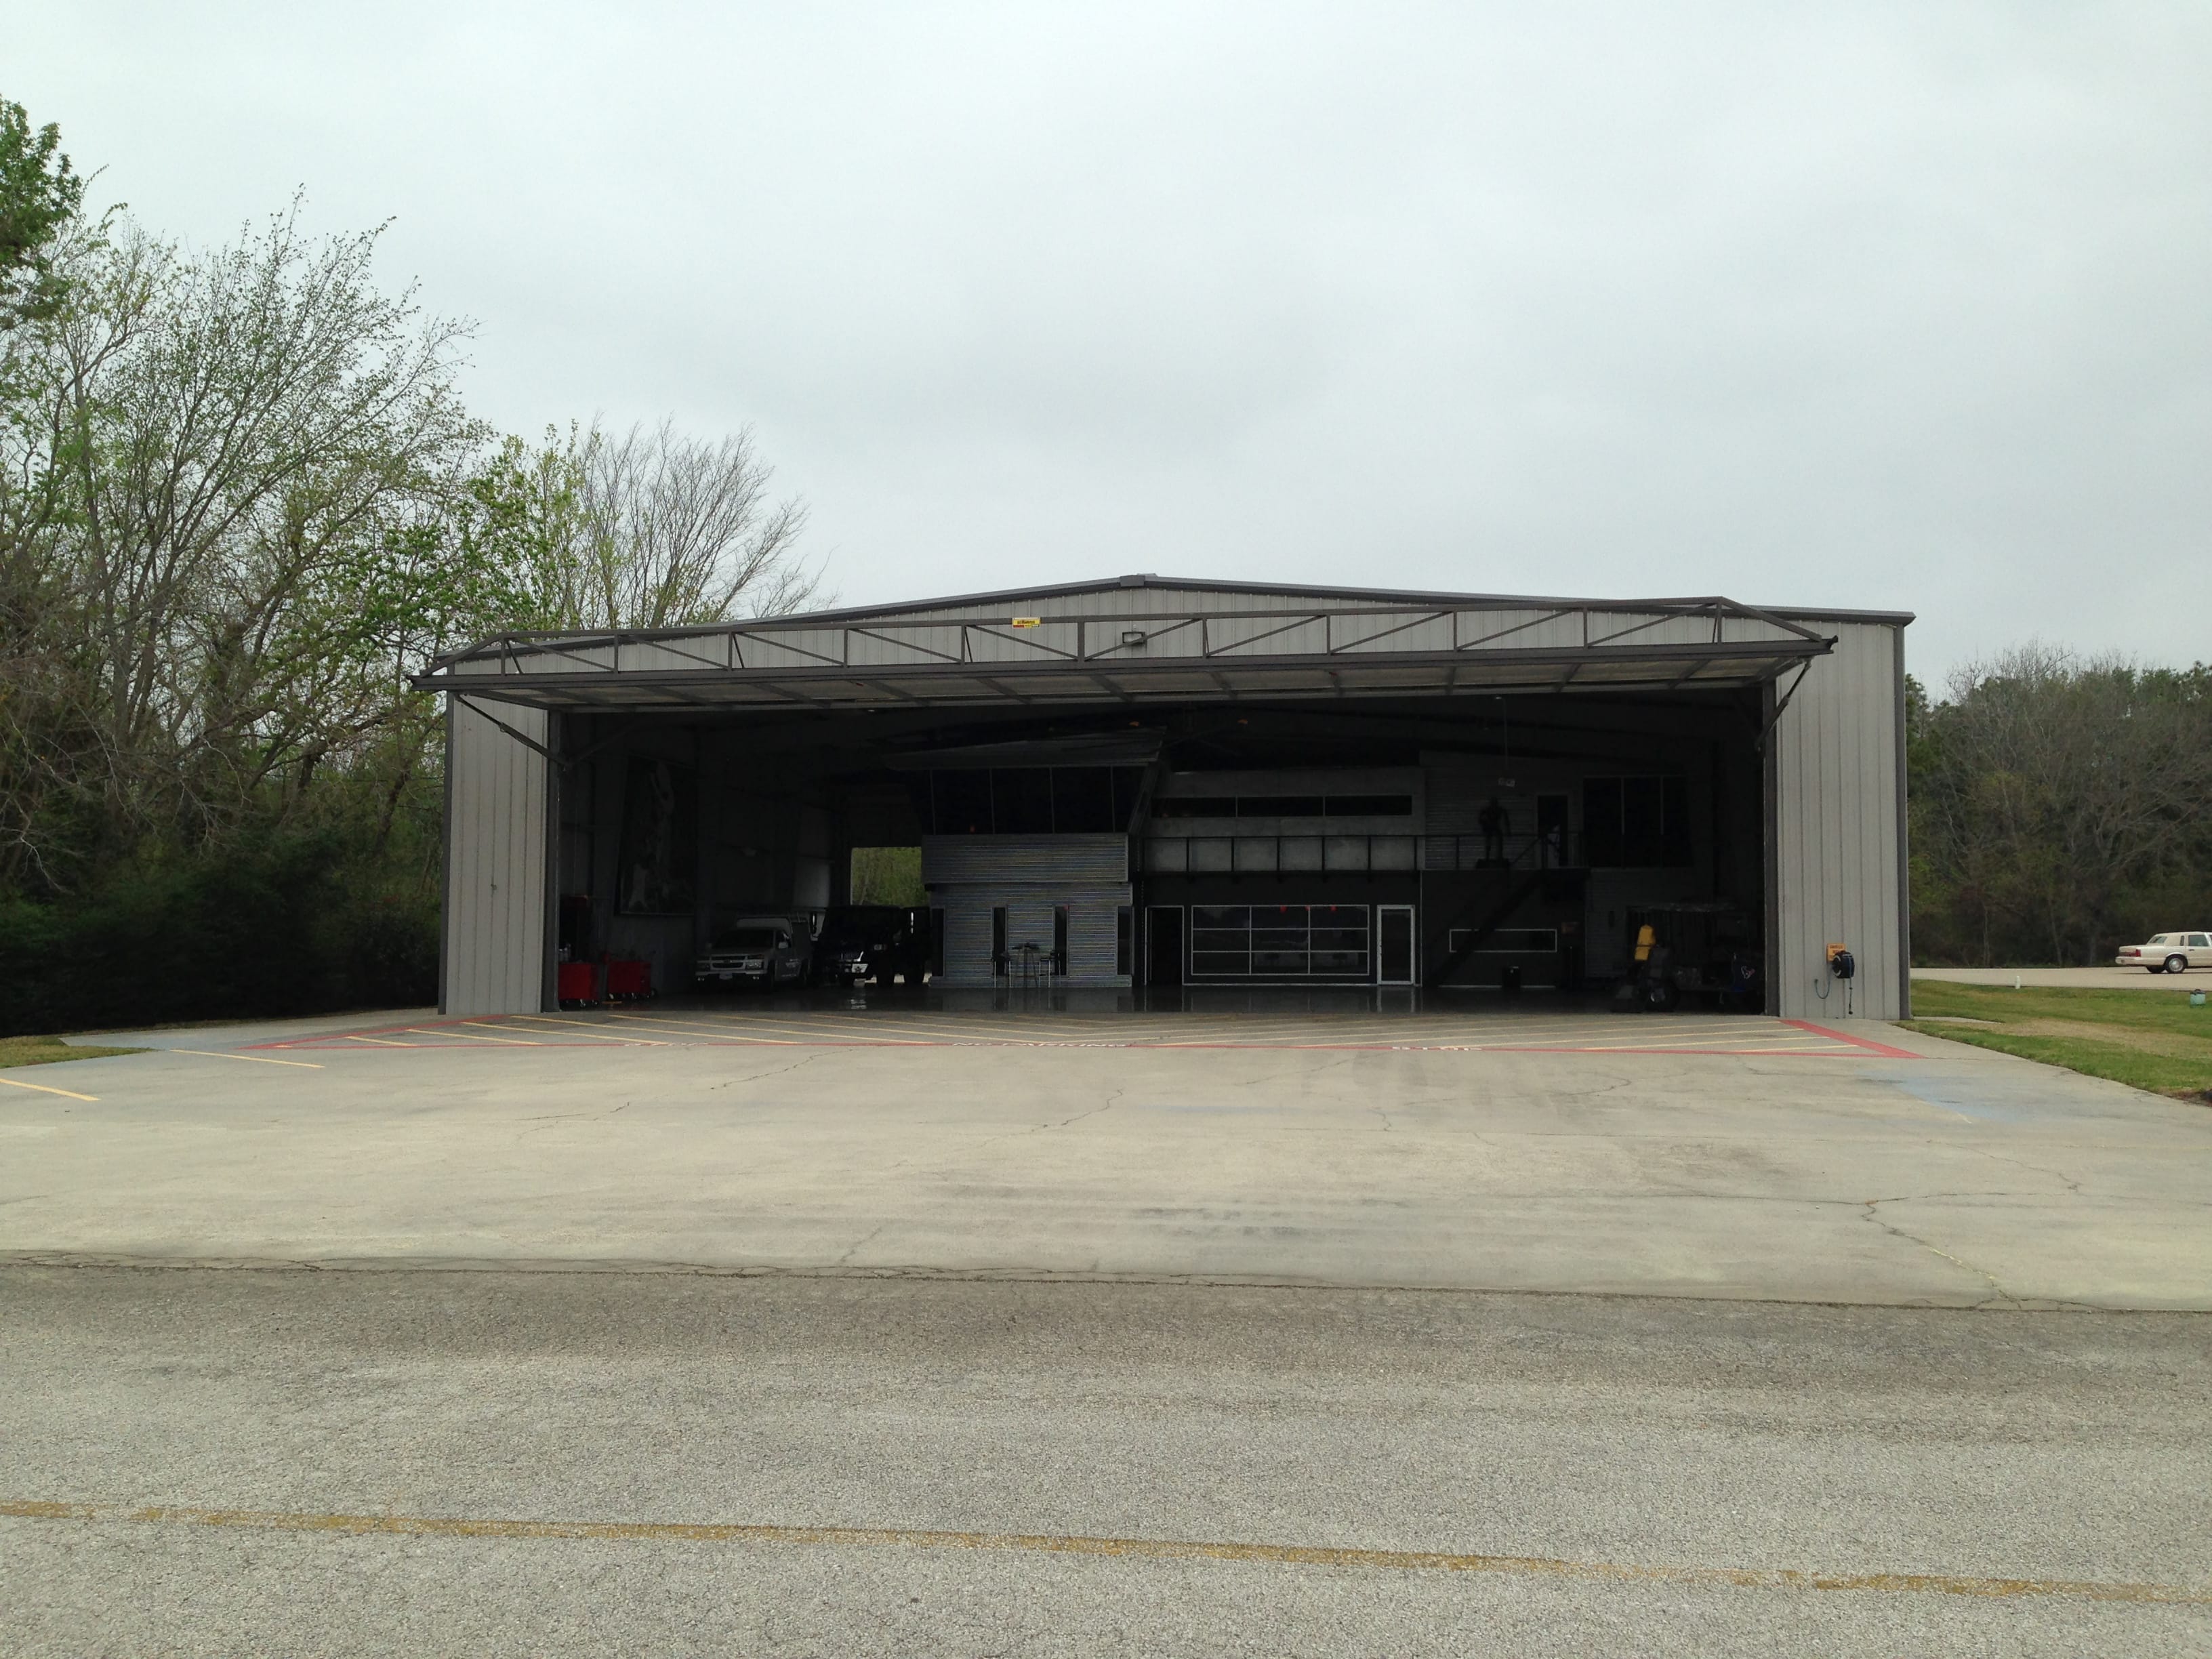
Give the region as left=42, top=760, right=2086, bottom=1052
left=417, top=627, right=1834, bottom=727
left=424, top=594, right=1835, bottom=675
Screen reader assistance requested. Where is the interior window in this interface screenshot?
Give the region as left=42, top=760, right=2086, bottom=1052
left=1187, top=904, right=1371, bottom=978
left=1583, top=774, right=1692, bottom=868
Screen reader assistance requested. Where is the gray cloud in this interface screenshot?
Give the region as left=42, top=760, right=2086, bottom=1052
left=15, top=1, right=2210, bottom=676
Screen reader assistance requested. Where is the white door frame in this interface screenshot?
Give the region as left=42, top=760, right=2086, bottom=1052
left=1376, top=904, right=1416, bottom=985
left=1144, top=905, right=1185, bottom=987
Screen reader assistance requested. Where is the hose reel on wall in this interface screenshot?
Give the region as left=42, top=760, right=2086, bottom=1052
left=1815, top=941, right=1856, bottom=1017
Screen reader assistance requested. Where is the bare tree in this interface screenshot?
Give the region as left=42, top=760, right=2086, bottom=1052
left=500, top=419, right=818, bottom=631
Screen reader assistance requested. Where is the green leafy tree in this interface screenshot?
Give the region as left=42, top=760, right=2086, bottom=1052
left=0, top=120, right=824, bottom=1031
left=0, top=96, right=86, bottom=329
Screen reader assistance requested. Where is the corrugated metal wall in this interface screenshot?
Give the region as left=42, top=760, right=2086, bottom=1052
left=922, top=834, right=1129, bottom=886
left=935, top=889, right=1130, bottom=986
left=443, top=698, right=550, bottom=1015
left=1771, top=621, right=1908, bottom=1020
left=923, top=835, right=1131, bottom=985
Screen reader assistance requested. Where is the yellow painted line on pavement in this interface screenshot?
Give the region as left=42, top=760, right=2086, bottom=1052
left=937, top=1015, right=1178, bottom=1037
left=171, top=1049, right=325, bottom=1069
left=0, top=1075, right=98, bottom=1101
left=499, top=1015, right=667, bottom=1046
left=686, top=1012, right=1052, bottom=1043
left=338, top=1034, right=415, bottom=1047
left=1, top=1499, right=2199, bottom=1605
left=412, top=1025, right=540, bottom=1047
left=600, top=1010, right=750, bottom=1028
left=605, top=1012, right=813, bottom=1044
left=621, top=1012, right=930, bottom=1045
left=609, top=1012, right=920, bottom=1046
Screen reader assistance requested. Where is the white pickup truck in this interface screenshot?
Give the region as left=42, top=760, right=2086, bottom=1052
left=695, top=917, right=812, bottom=989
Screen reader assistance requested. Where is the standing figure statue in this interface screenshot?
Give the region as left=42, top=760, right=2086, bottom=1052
left=1479, top=796, right=1508, bottom=865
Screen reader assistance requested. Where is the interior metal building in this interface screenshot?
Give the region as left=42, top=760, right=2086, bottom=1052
left=416, top=576, right=1911, bottom=1019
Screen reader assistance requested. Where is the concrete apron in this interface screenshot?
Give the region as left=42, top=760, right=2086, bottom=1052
left=6, top=1014, right=2209, bottom=1310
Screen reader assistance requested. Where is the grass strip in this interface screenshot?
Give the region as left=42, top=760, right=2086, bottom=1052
left=0, top=1036, right=144, bottom=1069
left=1899, top=1024, right=2212, bottom=1099
left=1910, top=978, right=2212, bottom=1034
left=1903, top=979, right=2212, bottom=1101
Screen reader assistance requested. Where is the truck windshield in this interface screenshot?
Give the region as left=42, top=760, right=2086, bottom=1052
left=714, top=928, right=780, bottom=949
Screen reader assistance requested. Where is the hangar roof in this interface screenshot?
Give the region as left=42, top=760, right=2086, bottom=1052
left=413, top=575, right=1888, bottom=714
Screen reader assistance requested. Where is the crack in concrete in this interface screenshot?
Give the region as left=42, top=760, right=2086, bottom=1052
left=517, top=1104, right=629, bottom=1126
left=1860, top=1199, right=2020, bottom=1308
left=1213, top=1052, right=1358, bottom=1090
left=835, top=1223, right=886, bottom=1267
left=1033, top=1088, right=1124, bottom=1134
left=1969, top=1146, right=2085, bottom=1194
left=1851, top=1191, right=2038, bottom=1206
left=710, top=1052, right=825, bottom=1090
left=1012, top=1092, right=1132, bottom=1141
left=879, top=1088, right=1127, bottom=1176
left=0, top=1251, right=2160, bottom=1307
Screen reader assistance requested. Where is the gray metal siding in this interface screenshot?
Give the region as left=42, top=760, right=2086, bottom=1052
left=443, top=697, right=550, bottom=1015
left=933, top=888, right=1132, bottom=986
left=1772, top=621, right=1906, bottom=1020
left=924, top=834, right=1132, bottom=985
left=922, top=834, right=1129, bottom=886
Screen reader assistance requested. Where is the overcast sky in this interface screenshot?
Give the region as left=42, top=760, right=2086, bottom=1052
left=14, top=3, right=2209, bottom=680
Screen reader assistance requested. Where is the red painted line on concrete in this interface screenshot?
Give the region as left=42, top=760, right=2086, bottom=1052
left=1477, top=1044, right=1853, bottom=1058
left=253, top=1036, right=1868, bottom=1058
left=1782, top=1019, right=1919, bottom=1059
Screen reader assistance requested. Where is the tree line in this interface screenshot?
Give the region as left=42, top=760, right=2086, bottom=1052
left=1909, top=648, right=2212, bottom=966
left=0, top=98, right=819, bottom=1033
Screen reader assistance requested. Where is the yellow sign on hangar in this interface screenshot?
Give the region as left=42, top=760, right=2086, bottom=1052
left=1010, top=617, right=1043, bottom=628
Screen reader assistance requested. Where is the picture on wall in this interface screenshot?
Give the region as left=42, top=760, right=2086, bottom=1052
left=619, top=756, right=697, bottom=914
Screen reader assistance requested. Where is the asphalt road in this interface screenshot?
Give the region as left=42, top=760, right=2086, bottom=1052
left=3, top=1269, right=2207, bottom=1657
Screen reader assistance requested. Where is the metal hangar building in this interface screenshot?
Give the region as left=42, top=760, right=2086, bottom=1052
left=415, top=575, right=1912, bottom=1020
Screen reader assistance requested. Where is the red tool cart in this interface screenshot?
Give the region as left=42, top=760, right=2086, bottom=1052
left=603, top=958, right=653, bottom=1001
left=556, top=960, right=600, bottom=1008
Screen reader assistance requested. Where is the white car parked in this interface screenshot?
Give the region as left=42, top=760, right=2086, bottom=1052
left=2115, top=932, right=2212, bottom=974
left=695, top=917, right=813, bottom=989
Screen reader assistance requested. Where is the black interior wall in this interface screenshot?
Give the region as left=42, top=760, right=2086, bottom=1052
left=551, top=687, right=1769, bottom=994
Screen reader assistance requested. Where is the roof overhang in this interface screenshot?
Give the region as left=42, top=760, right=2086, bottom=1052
left=414, top=596, right=1835, bottom=715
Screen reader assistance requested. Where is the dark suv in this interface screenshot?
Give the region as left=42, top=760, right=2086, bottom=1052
left=813, top=907, right=930, bottom=986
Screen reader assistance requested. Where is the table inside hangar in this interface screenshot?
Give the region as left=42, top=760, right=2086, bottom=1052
left=415, top=575, right=1912, bottom=1020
